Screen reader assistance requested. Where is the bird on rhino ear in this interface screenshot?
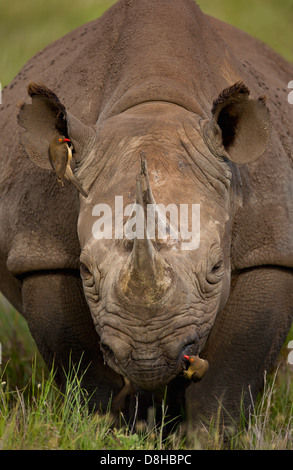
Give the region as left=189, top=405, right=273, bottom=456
left=202, top=81, right=271, bottom=164
left=17, top=81, right=95, bottom=196
left=48, top=136, right=88, bottom=198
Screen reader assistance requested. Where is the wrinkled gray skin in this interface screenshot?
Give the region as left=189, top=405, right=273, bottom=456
left=1, top=0, right=293, bottom=427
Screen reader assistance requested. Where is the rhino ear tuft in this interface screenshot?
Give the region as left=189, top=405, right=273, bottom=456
left=203, top=81, right=271, bottom=164
left=18, top=82, right=94, bottom=170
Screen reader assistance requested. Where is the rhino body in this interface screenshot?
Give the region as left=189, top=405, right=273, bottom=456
left=1, top=0, right=293, bottom=426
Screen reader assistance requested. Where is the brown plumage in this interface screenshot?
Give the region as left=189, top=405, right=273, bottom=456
left=49, top=136, right=88, bottom=198
left=183, top=355, right=209, bottom=382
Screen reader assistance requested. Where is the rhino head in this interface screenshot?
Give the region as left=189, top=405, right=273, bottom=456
left=18, top=81, right=270, bottom=390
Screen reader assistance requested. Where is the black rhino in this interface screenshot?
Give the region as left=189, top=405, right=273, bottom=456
left=0, top=0, right=292, bottom=427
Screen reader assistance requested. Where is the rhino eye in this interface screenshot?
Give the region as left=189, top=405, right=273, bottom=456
left=80, top=263, right=92, bottom=280
left=211, top=261, right=223, bottom=274
left=207, top=260, right=224, bottom=284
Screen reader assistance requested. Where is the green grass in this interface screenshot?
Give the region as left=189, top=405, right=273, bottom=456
left=198, top=0, right=293, bottom=64
left=1, top=296, right=293, bottom=450
left=0, top=0, right=116, bottom=87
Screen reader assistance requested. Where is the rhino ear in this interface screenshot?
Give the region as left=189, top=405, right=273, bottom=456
left=17, top=82, right=95, bottom=170
left=203, top=81, right=271, bottom=164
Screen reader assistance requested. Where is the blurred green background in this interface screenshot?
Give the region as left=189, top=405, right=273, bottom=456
left=0, top=0, right=292, bottom=386
left=0, top=0, right=293, bottom=87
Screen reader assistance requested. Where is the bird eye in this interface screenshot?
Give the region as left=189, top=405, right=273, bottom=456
left=58, top=138, right=63, bottom=142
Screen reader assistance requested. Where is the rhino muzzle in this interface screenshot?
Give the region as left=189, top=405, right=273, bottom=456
left=100, top=335, right=202, bottom=390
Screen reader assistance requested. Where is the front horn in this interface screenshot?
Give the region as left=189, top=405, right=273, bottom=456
left=117, top=153, right=173, bottom=303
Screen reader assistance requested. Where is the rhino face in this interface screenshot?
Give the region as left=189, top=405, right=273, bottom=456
left=76, top=103, right=233, bottom=390
left=18, top=81, right=270, bottom=390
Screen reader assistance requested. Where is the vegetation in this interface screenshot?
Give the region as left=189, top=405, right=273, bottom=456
left=0, top=0, right=293, bottom=450
left=0, top=297, right=292, bottom=450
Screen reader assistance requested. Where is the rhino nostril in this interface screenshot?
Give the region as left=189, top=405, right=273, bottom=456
left=100, top=343, right=117, bottom=363
left=179, top=342, right=199, bottom=363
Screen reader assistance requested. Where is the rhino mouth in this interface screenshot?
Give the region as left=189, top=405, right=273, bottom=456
left=101, top=340, right=202, bottom=391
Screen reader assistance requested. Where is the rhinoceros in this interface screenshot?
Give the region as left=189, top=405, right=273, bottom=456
left=0, top=0, right=293, bottom=427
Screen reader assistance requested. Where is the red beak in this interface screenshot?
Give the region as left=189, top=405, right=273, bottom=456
left=184, top=355, right=190, bottom=361
left=63, top=138, right=70, bottom=142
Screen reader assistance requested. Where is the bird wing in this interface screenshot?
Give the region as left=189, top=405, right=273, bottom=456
left=49, top=144, right=68, bottom=180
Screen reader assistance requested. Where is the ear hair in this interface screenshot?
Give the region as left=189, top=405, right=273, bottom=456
left=203, top=81, right=271, bottom=165
left=211, top=81, right=250, bottom=116
left=26, top=81, right=68, bottom=136
left=28, top=81, right=65, bottom=109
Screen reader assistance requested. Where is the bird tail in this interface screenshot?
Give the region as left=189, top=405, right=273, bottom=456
left=71, top=175, right=88, bottom=198
left=66, top=168, right=88, bottom=198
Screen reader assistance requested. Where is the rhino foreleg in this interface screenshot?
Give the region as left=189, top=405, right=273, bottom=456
left=21, top=271, right=123, bottom=411
left=186, top=267, right=293, bottom=428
